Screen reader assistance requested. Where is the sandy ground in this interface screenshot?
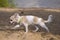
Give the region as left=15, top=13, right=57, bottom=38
left=0, top=9, right=60, bottom=40
left=0, top=30, right=60, bottom=40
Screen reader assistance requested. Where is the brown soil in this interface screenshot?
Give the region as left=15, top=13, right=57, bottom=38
left=0, top=9, right=60, bottom=40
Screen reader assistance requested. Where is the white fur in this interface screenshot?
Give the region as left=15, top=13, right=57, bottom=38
left=26, top=16, right=34, bottom=24
left=10, top=13, right=53, bottom=33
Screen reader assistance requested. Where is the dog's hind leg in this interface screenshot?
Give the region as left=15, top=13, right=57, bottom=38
left=39, top=22, right=49, bottom=32
left=33, top=26, right=39, bottom=32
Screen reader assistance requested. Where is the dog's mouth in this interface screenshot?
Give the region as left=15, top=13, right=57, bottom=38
left=10, top=20, right=18, bottom=25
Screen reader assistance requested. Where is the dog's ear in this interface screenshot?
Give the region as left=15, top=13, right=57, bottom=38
left=14, top=13, right=20, bottom=17
left=14, top=13, right=20, bottom=18
left=14, top=13, right=19, bottom=16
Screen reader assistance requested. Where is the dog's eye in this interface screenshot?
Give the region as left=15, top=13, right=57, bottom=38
left=10, top=20, right=12, bottom=21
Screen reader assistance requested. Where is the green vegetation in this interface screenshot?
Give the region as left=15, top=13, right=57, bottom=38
left=0, top=0, right=15, bottom=7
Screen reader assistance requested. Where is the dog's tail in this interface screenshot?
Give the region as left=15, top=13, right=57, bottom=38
left=44, top=15, right=53, bottom=23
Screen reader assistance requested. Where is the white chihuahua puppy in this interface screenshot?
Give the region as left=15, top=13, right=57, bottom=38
left=10, top=13, right=53, bottom=33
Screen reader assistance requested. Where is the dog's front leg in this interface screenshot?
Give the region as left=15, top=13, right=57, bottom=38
left=11, top=24, right=20, bottom=29
left=23, top=23, right=28, bottom=33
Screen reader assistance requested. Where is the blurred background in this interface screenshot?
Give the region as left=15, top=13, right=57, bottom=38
left=0, top=0, right=60, bottom=8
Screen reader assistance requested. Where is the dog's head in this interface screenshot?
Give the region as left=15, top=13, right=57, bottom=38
left=10, top=13, right=21, bottom=24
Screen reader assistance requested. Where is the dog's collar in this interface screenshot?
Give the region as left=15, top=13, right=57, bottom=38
left=17, top=17, right=22, bottom=23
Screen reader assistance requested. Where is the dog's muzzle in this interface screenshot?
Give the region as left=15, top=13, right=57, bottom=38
left=10, top=21, right=13, bottom=23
